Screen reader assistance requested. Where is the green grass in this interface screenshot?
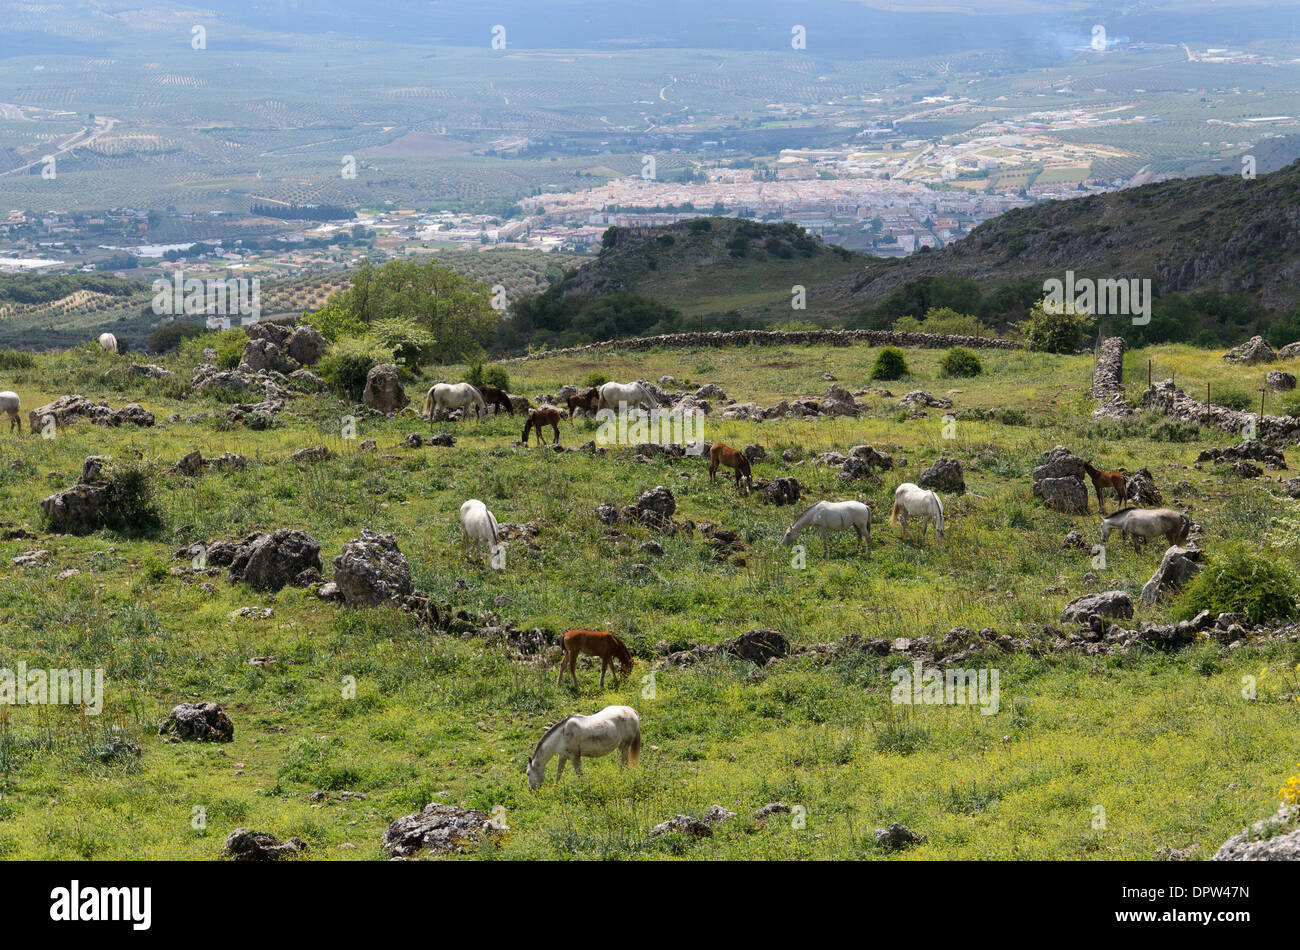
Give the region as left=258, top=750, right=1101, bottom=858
left=0, top=337, right=1298, bottom=859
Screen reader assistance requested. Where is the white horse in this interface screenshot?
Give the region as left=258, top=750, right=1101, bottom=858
left=424, top=382, right=487, bottom=422
left=526, top=705, right=641, bottom=790
left=596, top=380, right=655, bottom=413
left=459, top=498, right=502, bottom=566
left=780, top=500, right=872, bottom=557
left=891, top=482, right=945, bottom=544
left=0, top=391, right=20, bottom=433
left=97, top=332, right=117, bottom=353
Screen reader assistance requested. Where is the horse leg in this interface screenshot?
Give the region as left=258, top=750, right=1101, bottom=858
left=599, top=657, right=608, bottom=689
left=557, top=648, right=568, bottom=686
left=569, top=650, right=580, bottom=688
left=708, top=460, right=717, bottom=483
left=555, top=757, right=566, bottom=782
left=552, top=423, right=560, bottom=445
left=571, top=755, right=583, bottom=778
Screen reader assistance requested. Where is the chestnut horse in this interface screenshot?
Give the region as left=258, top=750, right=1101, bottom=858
left=558, top=629, right=634, bottom=688
left=522, top=407, right=563, bottom=445
left=567, top=387, right=600, bottom=418
left=708, top=442, right=752, bottom=492
left=1083, top=461, right=1127, bottom=513
left=476, top=384, right=515, bottom=415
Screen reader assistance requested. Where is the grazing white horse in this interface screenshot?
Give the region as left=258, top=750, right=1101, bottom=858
left=459, top=498, right=502, bottom=566
left=781, top=500, right=872, bottom=557
left=1100, top=507, right=1190, bottom=552
left=891, top=482, right=945, bottom=544
left=0, top=391, right=20, bottom=433
left=526, top=705, right=641, bottom=790
left=97, top=332, right=118, bottom=353
left=424, top=382, right=487, bottom=422
left=596, top=380, right=655, bottom=413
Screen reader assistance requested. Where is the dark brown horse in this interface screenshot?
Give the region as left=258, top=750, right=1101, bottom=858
left=709, top=442, right=752, bottom=492
left=567, top=387, right=600, bottom=418
left=1083, top=461, right=1127, bottom=513
left=558, top=629, right=634, bottom=688
left=476, top=384, right=515, bottom=415
left=522, top=407, right=563, bottom=445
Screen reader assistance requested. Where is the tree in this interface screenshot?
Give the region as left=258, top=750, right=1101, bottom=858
left=1019, top=298, right=1094, bottom=354
left=328, top=259, right=499, bottom=364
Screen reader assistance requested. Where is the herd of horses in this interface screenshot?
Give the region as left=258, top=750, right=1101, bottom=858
left=2, top=348, right=1204, bottom=790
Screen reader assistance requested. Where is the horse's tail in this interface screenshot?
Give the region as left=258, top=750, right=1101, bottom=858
left=628, top=722, right=641, bottom=767
left=933, top=493, right=945, bottom=534
left=422, top=388, right=434, bottom=420
left=890, top=499, right=901, bottom=525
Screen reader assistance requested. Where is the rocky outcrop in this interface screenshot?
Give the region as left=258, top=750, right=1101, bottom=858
left=27, top=394, right=154, bottom=431
left=40, top=482, right=113, bottom=535
left=759, top=477, right=801, bottom=505
left=727, top=629, right=789, bottom=664
left=1223, top=335, right=1276, bottom=364
left=1196, top=440, right=1286, bottom=470
left=1125, top=468, right=1162, bottom=506
left=159, top=701, right=234, bottom=742
left=228, top=529, right=322, bottom=591
left=919, top=456, right=965, bottom=494
left=1140, top=545, right=1202, bottom=605
left=1212, top=805, right=1300, bottom=861
left=286, top=324, right=327, bottom=366
left=332, top=530, right=414, bottom=607
left=1061, top=591, right=1134, bottom=625
left=1144, top=379, right=1300, bottom=442
left=382, top=803, right=506, bottom=858
left=1090, top=336, right=1134, bottom=418
left=1032, top=446, right=1090, bottom=513
left=818, top=386, right=861, bottom=418
left=362, top=363, right=407, bottom=414
left=222, top=828, right=309, bottom=861
left=1267, top=370, right=1296, bottom=391
left=898, top=391, right=953, bottom=413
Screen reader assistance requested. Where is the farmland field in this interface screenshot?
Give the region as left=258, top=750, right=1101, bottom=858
left=0, top=336, right=1297, bottom=859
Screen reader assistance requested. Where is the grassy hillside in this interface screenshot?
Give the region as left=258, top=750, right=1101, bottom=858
left=833, top=159, right=1300, bottom=312
left=555, top=219, right=866, bottom=321
left=0, top=339, right=1297, bottom=859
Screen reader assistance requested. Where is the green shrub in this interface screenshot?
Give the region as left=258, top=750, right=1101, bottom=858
left=318, top=336, right=394, bottom=400
left=940, top=346, right=983, bottom=378
left=370, top=317, right=436, bottom=371
left=582, top=371, right=608, bottom=388
left=103, top=459, right=163, bottom=536
left=871, top=346, right=909, bottom=380
left=147, top=322, right=203, bottom=354
left=1210, top=386, right=1253, bottom=411
left=1176, top=546, right=1297, bottom=625
left=302, top=302, right=367, bottom=343
left=1147, top=418, right=1201, bottom=443
left=0, top=350, right=36, bottom=370
left=213, top=330, right=246, bottom=370
left=463, top=362, right=510, bottom=390
left=1019, top=298, right=1094, bottom=353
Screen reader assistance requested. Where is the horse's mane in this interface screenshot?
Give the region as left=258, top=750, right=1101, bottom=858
left=1102, top=506, right=1138, bottom=521
left=531, top=716, right=573, bottom=761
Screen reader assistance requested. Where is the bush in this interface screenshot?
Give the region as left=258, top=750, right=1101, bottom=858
left=1210, top=386, right=1253, bottom=411
left=1019, top=298, right=1094, bottom=353
left=940, top=346, right=983, bottom=378
left=147, top=322, right=203, bottom=354
left=213, top=330, right=245, bottom=370
left=318, top=336, right=394, bottom=400
left=1147, top=418, right=1201, bottom=443
left=871, top=346, right=909, bottom=380
left=582, top=371, right=608, bottom=388
left=370, top=317, right=436, bottom=371
left=302, top=302, right=367, bottom=343
left=103, top=459, right=163, bottom=536
left=1176, top=546, right=1297, bottom=625
left=463, top=362, right=510, bottom=391
left=0, top=350, right=36, bottom=370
